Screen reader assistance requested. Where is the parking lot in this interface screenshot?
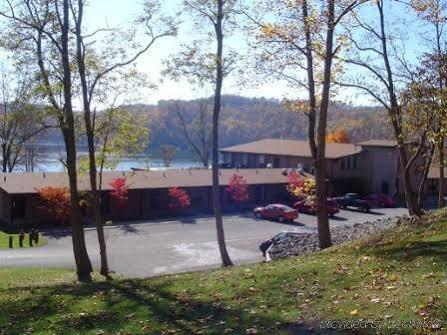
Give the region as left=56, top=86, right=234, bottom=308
left=0, top=207, right=408, bottom=278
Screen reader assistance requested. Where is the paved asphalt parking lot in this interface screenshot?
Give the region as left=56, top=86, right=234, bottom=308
left=0, top=207, right=408, bottom=278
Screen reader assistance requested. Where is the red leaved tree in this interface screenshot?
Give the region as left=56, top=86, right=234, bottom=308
left=287, top=171, right=305, bottom=196
left=36, top=187, right=71, bottom=224
left=110, top=178, right=129, bottom=206
left=225, top=174, right=250, bottom=203
left=168, top=187, right=191, bottom=209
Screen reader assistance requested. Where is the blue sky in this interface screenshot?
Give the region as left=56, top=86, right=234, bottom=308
left=0, top=0, right=432, bottom=106
left=82, top=0, right=309, bottom=104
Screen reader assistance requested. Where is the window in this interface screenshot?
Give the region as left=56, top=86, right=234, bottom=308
left=242, top=153, right=248, bottom=166
left=341, top=156, right=358, bottom=170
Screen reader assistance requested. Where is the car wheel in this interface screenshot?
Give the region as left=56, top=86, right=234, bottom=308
left=255, top=213, right=262, bottom=219
left=363, top=207, right=370, bottom=213
left=278, top=216, right=285, bottom=223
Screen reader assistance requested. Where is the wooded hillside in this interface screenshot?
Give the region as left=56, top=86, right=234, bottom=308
left=130, top=95, right=393, bottom=151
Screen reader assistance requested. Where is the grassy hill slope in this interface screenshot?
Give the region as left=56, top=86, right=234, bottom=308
left=1, top=210, right=446, bottom=334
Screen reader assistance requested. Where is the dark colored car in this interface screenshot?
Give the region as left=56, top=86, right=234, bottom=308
left=363, top=193, right=397, bottom=208
left=293, top=198, right=340, bottom=217
left=254, top=204, right=299, bottom=222
left=334, top=193, right=370, bottom=212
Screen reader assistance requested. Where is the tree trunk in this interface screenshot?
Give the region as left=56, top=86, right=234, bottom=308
left=2, top=144, right=7, bottom=173
left=212, top=0, right=233, bottom=267
left=377, top=0, right=419, bottom=216
left=438, top=141, right=445, bottom=208
left=61, top=0, right=92, bottom=281
left=75, top=0, right=109, bottom=277
left=398, top=145, right=419, bottom=215
left=417, top=145, right=435, bottom=209
left=314, top=0, right=336, bottom=249
left=64, top=131, right=93, bottom=281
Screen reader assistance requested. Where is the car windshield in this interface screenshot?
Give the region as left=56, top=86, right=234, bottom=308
left=275, top=205, right=294, bottom=211
left=346, top=193, right=358, bottom=198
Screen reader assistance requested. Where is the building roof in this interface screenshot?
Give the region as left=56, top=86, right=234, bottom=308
left=0, top=168, right=294, bottom=195
left=220, top=139, right=362, bottom=159
left=357, top=140, right=397, bottom=147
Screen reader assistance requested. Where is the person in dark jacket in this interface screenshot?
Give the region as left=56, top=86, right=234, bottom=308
left=259, top=238, right=274, bottom=258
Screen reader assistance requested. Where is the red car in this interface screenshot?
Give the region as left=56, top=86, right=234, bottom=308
left=254, top=204, right=299, bottom=222
left=363, top=193, right=396, bottom=208
left=293, top=198, right=340, bottom=217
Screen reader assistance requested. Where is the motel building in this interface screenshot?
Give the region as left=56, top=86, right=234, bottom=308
left=220, top=139, right=402, bottom=196
left=0, top=138, right=436, bottom=229
left=0, top=168, right=294, bottom=229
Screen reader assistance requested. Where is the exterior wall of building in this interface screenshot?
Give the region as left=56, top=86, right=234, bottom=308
left=3, top=183, right=289, bottom=228
left=222, top=151, right=367, bottom=196
left=0, top=189, right=11, bottom=226
left=360, top=147, right=399, bottom=195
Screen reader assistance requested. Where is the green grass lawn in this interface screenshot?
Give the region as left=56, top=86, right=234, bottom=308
left=1, top=211, right=447, bottom=334
left=0, top=231, right=47, bottom=249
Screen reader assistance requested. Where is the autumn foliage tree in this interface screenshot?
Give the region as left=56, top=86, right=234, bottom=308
left=109, top=178, right=129, bottom=206
left=287, top=172, right=316, bottom=200
left=249, top=0, right=362, bottom=249
left=168, top=187, right=191, bottom=209
left=326, top=130, right=350, bottom=143
left=36, top=187, right=71, bottom=223
left=225, top=174, right=250, bottom=204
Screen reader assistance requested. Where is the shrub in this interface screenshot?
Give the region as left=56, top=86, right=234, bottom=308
left=36, top=187, right=71, bottom=223
left=225, top=174, right=250, bottom=203
left=110, top=177, right=129, bottom=206
left=168, top=187, right=191, bottom=209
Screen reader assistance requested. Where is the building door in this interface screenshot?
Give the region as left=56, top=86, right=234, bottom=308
left=12, top=195, right=26, bottom=221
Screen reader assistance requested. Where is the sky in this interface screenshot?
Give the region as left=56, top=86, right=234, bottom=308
left=83, top=0, right=295, bottom=105
left=0, top=0, right=432, bottom=106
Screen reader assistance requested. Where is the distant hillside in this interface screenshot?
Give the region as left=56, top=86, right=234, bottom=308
left=37, top=95, right=394, bottom=154
left=127, top=95, right=393, bottom=151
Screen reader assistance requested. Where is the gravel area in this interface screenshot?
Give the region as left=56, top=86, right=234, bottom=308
left=270, top=215, right=409, bottom=259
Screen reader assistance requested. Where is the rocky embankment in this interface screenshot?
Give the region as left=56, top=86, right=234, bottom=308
left=270, top=215, right=410, bottom=260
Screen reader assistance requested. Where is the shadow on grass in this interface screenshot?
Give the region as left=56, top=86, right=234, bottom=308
left=370, top=239, right=447, bottom=262
left=0, top=281, right=272, bottom=334
left=0, top=275, right=358, bottom=335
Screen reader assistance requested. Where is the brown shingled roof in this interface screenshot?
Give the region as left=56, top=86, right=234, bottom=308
left=0, top=169, right=293, bottom=194
left=357, top=140, right=397, bottom=147
left=220, top=139, right=362, bottom=159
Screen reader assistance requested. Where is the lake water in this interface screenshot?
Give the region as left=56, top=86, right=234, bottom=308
left=20, top=146, right=202, bottom=172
